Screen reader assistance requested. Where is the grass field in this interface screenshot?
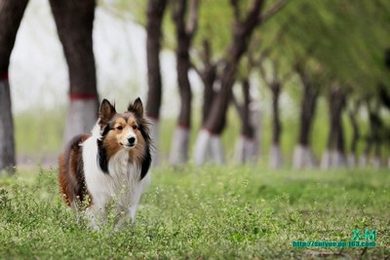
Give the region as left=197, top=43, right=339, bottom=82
left=0, top=166, right=389, bottom=258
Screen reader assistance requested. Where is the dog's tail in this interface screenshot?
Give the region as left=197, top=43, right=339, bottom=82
left=58, top=134, right=91, bottom=208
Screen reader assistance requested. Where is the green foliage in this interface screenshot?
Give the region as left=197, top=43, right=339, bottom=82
left=260, top=0, right=390, bottom=95
left=0, top=166, right=389, bottom=258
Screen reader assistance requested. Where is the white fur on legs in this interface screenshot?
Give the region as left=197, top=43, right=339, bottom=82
left=85, top=204, right=106, bottom=230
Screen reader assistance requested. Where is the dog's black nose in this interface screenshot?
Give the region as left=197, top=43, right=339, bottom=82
left=128, top=137, right=136, bottom=145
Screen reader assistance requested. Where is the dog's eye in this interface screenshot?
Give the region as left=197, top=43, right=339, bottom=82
left=132, top=125, right=138, bottom=130
left=116, top=126, right=123, bottom=130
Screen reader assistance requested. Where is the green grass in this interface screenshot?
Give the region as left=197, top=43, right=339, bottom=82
left=0, top=166, right=389, bottom=258
left=14, top=107, right=65, bottom=158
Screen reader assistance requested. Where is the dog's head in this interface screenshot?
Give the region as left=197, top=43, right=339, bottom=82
left=97, top=98, right=151, bottom=178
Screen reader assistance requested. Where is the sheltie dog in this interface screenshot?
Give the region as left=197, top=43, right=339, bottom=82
left=58, top=98, right=152, bottom=228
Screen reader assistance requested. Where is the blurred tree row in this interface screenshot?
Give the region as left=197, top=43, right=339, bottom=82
left=0, top=0, right=389, bottom=172
left=118, top=0, right=389, bottom=168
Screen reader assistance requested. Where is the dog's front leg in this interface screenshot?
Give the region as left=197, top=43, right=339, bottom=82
left=85, top=204, right=106, bottom=230
left=113, top=203, right=136, bottom=230
left=128, top=205, right=138, bottom=224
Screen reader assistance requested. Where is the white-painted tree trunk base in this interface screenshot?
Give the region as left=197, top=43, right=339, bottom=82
left=210, top=134, right=224, bottom=164
left=0, top=79, right=15, bottom=172
left=169, top=127, right=190, bottom=165
left=269, top=144, right=283, bottom=169
left=148, top=118, right=160, bottom=166
left=194, top=129, right=224, bottom=165
left=370, top=157, right=381, bottom=169
left=64, top=99, right=97, bottom=144
left=320, top=150, right=332, bottom=170
left=292, top=145, right=316, bottom=169
left=320, top=149, right=346, bottom=169
left=388, top=157, right=390, bottom=168
left=359, top=154, right=368, bottom=167
left=194, top=129, right=211, bottom=165
left=234, top=136, right=259, bottom=164
left=250, top=103, right=262, bottom=158
left=347, top=154, right=357, bottom=168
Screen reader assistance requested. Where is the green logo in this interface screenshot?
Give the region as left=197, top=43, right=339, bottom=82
left=292, top=229, right=377, bottom=248
left=352, top=228, right=376, bottom=242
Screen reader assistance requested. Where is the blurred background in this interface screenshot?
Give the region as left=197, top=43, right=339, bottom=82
left=0, top=0, right=389, bottom=171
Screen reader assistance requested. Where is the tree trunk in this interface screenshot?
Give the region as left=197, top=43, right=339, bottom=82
left=367, top=102, right=383, bottom=168
left=359, top=135, right=372, bottom=167
left=347, top=101, right=360, bottom=167
left=170, top=0, right=198, bottom=165
left=321, top=85, right=347, bottom=169
left=271, top=82, right=281, bottom=145
left=49, top=0, right=98, bottom=143
left=234, top=79, right=260, bottom=164
left=194, top=0, right=270, bottom=165
left=0, top=0, right=29, bottom=173
left=194, top=129, right=224, bottom=165
left=293, top=73, right=319, bottom=169
left=0, top=79, right=15, bottom=173
left=201, top=66, right=217, bottom=125
left=206, top=0, right=266, bottom=132
left=269, top=81, right=283, bottom=169
left=145, top=0, right=167, bottom=165
left=241, top=79, right=254, bottom=139
left=197, top=40, right=217, bottom=126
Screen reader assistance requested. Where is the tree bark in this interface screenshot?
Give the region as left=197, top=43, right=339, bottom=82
left=321, top=85, right=347, bottom=169
left=173, top=0, right=196, bottom=129
left=204, top=0, right=265, bottom=135
left=146, top=0, right=167, bottom=120
left=241, top=79, right=255, bottom=138
left=347, top=100, right=360, bottom=167
left=293, top=68, right=319, bottom=169
left=297, top=78, right=319, bottom=146
left=367, top=101, right=383, bottom=168
left=234, top=79, right=260, bottom=164
left=269, top=81, right=283, bottom=168
left=201, top=64, right=217, bottom=125
left=0, top=0, right=29, bottom=172
left=169, top=0, right=199, bottom=165
left=49, top=0, right=98, bottom=143
left=198, top=40, right=217, bottom=126
left=271, top=82, right=282, bottom=145
left=145, top=0, right=167, bottom=166
left=194, top=0, right=287, bottom=165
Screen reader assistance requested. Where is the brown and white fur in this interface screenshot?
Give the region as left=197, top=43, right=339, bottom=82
left=59, top=98, right=152, bottom=228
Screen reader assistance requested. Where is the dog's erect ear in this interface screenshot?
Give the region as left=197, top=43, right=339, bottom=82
left=99, top=99, right=116, bottom=124
left=128, top=97, right=144, bottom=117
